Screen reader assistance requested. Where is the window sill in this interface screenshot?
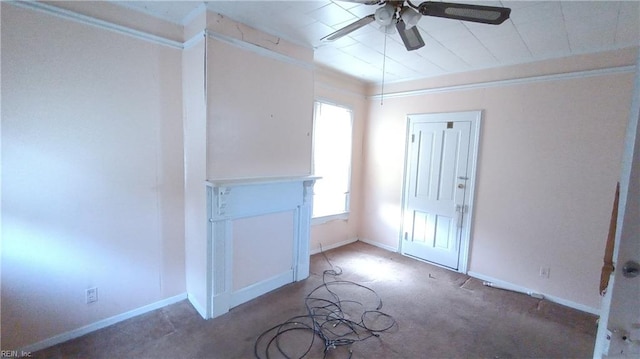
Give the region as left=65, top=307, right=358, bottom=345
left=311, top=212, right=349, bottom=225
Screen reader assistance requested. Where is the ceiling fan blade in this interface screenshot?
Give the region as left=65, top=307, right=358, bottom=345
left=417, top=1, right=511, bottom=25
left=396, top=20, right=425, bottom=51
left=336, top=0, right=383, bottom=4
left=321, top=14, right=376, bottom=42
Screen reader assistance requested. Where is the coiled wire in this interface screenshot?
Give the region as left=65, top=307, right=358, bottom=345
left=254, top=252, right=397, bottom=358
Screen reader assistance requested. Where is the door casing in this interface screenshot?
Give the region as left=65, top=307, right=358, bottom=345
left=400, top=110, right=482, bottom=274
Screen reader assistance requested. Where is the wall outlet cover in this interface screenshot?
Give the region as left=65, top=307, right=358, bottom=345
left=86, top=287, right=98, bottom=303
left=539, top=267, right=551, bottom=278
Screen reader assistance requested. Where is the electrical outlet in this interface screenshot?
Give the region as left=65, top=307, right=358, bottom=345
left=86, top=287, right=98, bottom=304
left=539, top=267, right=551, bottom=279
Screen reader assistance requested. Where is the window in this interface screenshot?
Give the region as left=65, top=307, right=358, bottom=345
left=312, top=101, right=353, bottom=219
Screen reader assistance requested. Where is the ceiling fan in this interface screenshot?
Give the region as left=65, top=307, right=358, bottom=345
left=321, top=1, right=511, bottom=51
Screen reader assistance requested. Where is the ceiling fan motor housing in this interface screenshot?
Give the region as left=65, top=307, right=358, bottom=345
left=321, top=1, right=511, bottom=51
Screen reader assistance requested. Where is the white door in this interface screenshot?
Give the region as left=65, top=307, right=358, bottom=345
left=401, top=112, right=479, bottom=270
left=593, top=56, right=640, bottom=358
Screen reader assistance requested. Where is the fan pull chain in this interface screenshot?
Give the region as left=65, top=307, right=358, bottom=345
left=381, top=31, right=387, bottom=106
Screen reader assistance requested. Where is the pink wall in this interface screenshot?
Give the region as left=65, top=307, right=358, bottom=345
left=204, top=10, right=314, bottom=181
left=1, top=3, right=184, bottom=349
left=232, top=211, right=294, bottom=290
left=206, top=37, right=314, bottom=179
left=360, top=48, right=637, bottom=311
left=4, top=1, right=636, bottom=351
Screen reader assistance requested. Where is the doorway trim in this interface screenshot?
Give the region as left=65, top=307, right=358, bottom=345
left=399, top=110, right=482, bottom=274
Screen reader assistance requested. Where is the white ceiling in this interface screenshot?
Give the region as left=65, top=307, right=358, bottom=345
left=113, top=0, right=640, bottom=84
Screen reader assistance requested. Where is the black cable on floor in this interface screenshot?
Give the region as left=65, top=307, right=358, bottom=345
left=254, top=250, right=397, bottom=358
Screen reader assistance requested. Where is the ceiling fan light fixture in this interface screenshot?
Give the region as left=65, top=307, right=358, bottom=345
left=396, top=19, right=425, bottom=51
left=319, top=1, right=511, bottom=53
left=379, top=23, right=397, bottom=35
left=400, top=6, right=421, bottom=29
left=374, top=3, right=395, bottom=26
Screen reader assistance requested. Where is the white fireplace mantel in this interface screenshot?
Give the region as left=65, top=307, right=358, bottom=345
left=202, top=175, right=318, bottom=318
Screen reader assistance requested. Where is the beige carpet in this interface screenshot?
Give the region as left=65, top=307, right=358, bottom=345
left=36, top=241, right=597, bottom=358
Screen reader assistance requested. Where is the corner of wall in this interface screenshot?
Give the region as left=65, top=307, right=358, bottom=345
left=205, top=10, right=313, bottom=64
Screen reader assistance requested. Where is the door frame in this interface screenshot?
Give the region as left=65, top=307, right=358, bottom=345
left=592, top=51, right=640, bottom=358
left=399, top=110, right=482, bottom=274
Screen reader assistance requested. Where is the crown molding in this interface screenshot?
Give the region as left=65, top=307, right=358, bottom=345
left=7, top=1, right=184, bottom=49
left=7, top=0, right=313, bottom=71
left=205, top=29, right=314, bottom=71
left=368, top=65, right=637, bottom=100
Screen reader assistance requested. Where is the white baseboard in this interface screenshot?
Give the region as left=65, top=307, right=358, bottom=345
left=230, top=270, right=294, bottom=308
left=188, top=292, right=208, bottom=319
left=358, top=238, right=399, bottom=253
left=21, top=293, right=188, bottom=353
left=310, top=237, right=358, bottom=255
left=467, top=271, right=600, bottom=315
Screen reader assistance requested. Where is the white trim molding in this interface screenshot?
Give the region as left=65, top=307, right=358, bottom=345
left=399, top=111, right=482, bottom=274
left=311, top=212, right=349, bottom=225
left=358, top=238, right=399, bottom=253
left=204, top=30, right=314, bottom=71
left=310, top=238, right=358, bottom=255
left=6, top=0, right=314, bottom=73
left=203, top=176, right=319, bottom=319
left=314, top=81, right=367, bottom=100
left=468, top=271, right=600, bottom=315
left=7, top=1, right=184, bottom=49
left=230, top=271, right=293, bottom=308
left=184, top=30, right=206, bottom=50
left=20, top=293, right=188, bottom=354
left=187, top=292, right=208, bottom=320
left=181, top=3, right=207, bottom=26
left=368, top=65, right=636, bottom=100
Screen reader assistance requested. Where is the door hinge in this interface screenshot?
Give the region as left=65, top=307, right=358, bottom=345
left=456, top=205, right=468, bottom=213
left=455, top=205, right=468, bottom=228
left=411, top=134, right=415, bottom=143
left=404, top=232, right=408, bottom=240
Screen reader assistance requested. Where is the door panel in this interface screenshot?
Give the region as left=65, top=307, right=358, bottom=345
left=440, top=130, right=462, bottom=201
left=403, top=118, right=472, bottom=269
left=411, top=211, right=430, bottom=244
left=414, top=130, right=437, bottom=199
left=434, top=215, right=454, bottom=249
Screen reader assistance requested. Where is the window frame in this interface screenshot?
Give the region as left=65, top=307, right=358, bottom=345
left=311, top=99, right=354, bottom=223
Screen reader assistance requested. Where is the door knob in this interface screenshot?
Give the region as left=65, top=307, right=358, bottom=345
left=622, top=260, right=640, bottom=278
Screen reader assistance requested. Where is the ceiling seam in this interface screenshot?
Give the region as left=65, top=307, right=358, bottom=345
left=508, top=18, right=534, bottom=58
left=559, top=2, right=574, bottom=54
left=462, top=22, right=500, bottom=63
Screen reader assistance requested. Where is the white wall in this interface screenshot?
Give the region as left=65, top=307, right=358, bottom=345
left=360, top=48, right=637, bottom=312
left=1, top=3, right=184, bottom=349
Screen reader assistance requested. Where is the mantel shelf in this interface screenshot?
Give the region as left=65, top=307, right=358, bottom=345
left=207, top=175, right=320, bottom=188
left=203, top=176, right=317, bottom=319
